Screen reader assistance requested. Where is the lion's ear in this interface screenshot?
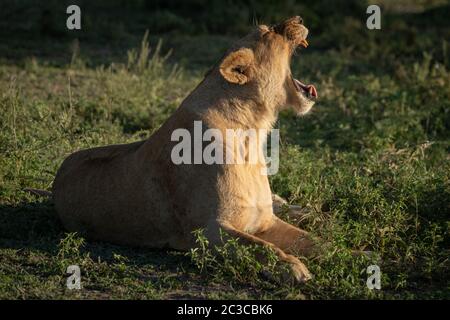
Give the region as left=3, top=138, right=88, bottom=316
left=219, top=48, right=254, bottom=85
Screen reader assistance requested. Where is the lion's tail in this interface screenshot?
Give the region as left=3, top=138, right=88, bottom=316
left=24, top=188, right=53, bottom=198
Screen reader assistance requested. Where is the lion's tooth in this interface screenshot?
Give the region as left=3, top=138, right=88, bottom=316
left=299, top=39, right=309, bottom=48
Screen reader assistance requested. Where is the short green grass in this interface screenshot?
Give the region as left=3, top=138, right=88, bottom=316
left=0, top=4, right=449, bottom=299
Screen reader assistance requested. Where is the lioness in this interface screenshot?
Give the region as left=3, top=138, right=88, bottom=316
left=52, top=16, right=318, bottom=282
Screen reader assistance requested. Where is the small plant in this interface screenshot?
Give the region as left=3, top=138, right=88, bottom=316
left=57, top=232, right=85, bottom=260
left=112, top=253, right=130, bottom=274
left=56, top=232, right=90, bottom=271
left=188, top=229, right=291, bottom=286
left=127, top=31, right=174, bottom=76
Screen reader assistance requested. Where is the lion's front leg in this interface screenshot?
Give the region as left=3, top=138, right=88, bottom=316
left=216, top=221, right=312, bottom=283
left=254, top=216, right=317, bottom=258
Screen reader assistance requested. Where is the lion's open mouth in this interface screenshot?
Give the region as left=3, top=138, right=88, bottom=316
left=291, top=38, right=317, bottom=100
left=292, top=77, right=318, bottom=99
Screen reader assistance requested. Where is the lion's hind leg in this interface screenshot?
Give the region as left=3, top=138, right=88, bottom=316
left=272, top=194, right=310, bottom=221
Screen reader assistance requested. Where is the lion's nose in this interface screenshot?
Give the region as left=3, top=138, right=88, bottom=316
left=274, top=16, right=307, bottom=41
left=283, top=16, right=303, bottom=27
left=275, top=16, right=303, bottom=32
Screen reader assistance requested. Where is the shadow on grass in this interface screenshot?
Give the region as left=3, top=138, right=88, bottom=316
left=0, top=200, right=188, bottom=270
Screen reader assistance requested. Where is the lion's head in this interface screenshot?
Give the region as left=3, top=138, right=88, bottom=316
left=217, top=16, right=317, bottom=116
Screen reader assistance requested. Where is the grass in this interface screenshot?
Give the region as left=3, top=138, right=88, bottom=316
left=0, top=3, right=449, bottom=299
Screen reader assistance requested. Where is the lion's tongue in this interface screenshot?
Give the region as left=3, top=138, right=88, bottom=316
left=294, top=78, right=318, bottom=98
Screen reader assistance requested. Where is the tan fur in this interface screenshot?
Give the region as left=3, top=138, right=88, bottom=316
left=53, top=17, right=317, bottom=282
